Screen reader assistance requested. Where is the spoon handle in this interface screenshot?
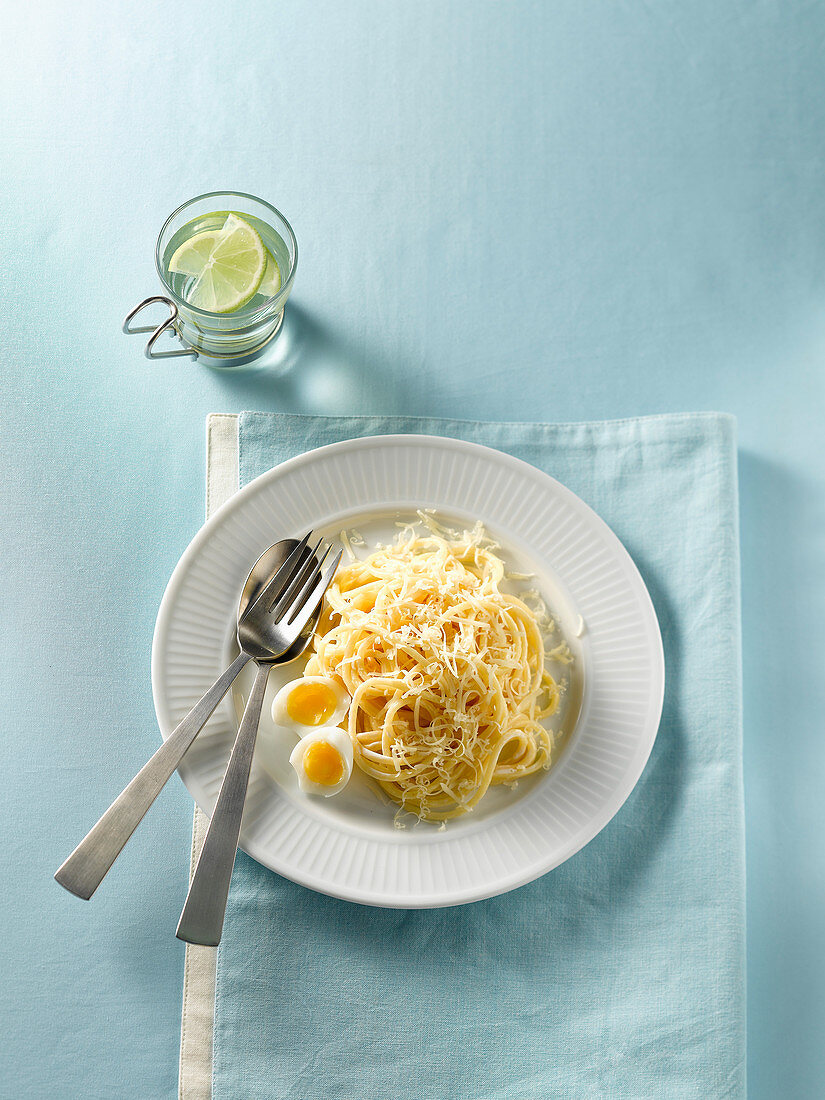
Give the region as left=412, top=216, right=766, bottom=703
left=176, top=662, right=270, bottom=946
left=54, top=650, right=253, bottom=900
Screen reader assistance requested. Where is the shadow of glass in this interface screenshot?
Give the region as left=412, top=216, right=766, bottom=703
left=206, top=303, right=419, bottom=417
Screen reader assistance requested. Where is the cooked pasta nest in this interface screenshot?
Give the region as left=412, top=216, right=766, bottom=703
left=305, top=516, right=569, bottom=821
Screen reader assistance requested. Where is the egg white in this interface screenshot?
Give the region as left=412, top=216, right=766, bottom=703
left=289, top=725, right=354, bottom=797
left=271, top=675, right=350, bottom=735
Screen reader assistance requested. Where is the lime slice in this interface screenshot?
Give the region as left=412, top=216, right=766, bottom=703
left=168, top=213, right=266, bottom=313
left=259, top=252, right=282, bottom=297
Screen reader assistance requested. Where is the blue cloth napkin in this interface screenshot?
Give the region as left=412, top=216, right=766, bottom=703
left=213, top=412, right=745, bottom=1099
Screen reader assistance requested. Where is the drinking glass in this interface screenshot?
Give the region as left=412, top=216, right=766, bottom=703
left=124, top=191, right=298, bottom=367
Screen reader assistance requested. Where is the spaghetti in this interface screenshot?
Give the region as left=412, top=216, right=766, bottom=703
left=305, top=516, right=566, bottom=821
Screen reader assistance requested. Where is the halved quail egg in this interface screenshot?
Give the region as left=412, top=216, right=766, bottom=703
left=289, top=726, right=353, bottom=797
left=271, top=675, right=350, bottom=735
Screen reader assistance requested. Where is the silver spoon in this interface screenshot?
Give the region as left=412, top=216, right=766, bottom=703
left=55, top=536, right=320, bottom=901
left=176, top=540, right=341, bottom=946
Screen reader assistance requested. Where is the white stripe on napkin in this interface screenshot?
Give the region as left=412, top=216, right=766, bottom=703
left=178, top=414, right=239, bottom=1100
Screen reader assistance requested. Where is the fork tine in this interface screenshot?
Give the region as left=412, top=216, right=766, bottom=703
left=243, top=532, right=312, bottom=621
left=287, top=549, right=342, bottom=635
left=269, top=537, right=327, bottom=620
left=277, top=542, right=331, bottom=623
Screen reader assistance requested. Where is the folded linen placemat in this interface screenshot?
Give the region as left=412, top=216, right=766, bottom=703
left=209, top=412, right=745, bottom=1099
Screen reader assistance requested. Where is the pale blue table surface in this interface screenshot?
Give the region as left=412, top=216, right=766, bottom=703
left=1, top=2, right=823, bottom=1097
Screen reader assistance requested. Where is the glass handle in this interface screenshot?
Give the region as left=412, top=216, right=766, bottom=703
left=122, top=296, right=198, bottom=360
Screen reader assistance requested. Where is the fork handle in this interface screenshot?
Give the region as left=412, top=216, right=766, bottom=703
left=176, top=661, right=270, bottom=946
left=54, top=650, right=253, bottom=900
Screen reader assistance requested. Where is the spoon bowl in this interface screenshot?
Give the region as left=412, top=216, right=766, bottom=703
left=238, top=539, right=319, bottom=663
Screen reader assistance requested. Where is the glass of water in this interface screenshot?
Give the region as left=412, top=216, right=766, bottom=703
left=125, top=191, right=298, bottom=366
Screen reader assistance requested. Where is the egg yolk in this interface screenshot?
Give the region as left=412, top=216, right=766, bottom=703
left=302, top=741, right=344, bottom=786
left=287, top=682, right=336, bottom=726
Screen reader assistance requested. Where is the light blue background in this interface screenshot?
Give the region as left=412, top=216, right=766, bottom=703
left=1, top=1, right=823, bottom=1097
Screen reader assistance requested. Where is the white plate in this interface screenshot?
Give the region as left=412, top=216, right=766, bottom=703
left=152, top=435, right=664, bottom=908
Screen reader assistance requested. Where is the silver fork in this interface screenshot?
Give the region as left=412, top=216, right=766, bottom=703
left=176, top=541, right=342, bottom=946
left=55, top=534, right=320, bottom=902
